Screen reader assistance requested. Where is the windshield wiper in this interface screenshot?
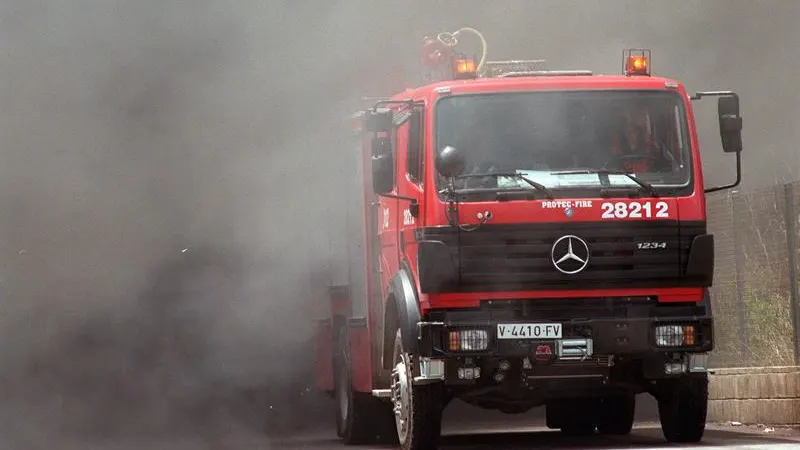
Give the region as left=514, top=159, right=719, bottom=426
left=454, top=172, right=555, bottom=199
left=550, top=169, right=659, bottom=197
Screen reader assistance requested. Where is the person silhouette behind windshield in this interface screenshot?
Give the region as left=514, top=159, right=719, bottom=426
left=451, top=116, right=504, bottom=189
left=609, top=103, right=672, bottom=173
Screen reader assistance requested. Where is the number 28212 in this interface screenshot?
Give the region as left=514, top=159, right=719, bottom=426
left=600, top=201, right=669, bottom=219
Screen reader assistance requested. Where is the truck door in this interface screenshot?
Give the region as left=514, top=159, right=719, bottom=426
left=396, top=108, right=425, bottom=278
left=376, top=124, right=400, bottom=299
left=376, top=108, right=424, bottom=286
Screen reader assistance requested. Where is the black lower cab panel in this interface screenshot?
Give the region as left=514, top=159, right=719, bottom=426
left=443, top=352, right=707, bottom=413
left=418, top=295, right=714, bottom=413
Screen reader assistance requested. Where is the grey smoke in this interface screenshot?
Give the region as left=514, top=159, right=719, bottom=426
left=0, top=1, right=794, bottom=447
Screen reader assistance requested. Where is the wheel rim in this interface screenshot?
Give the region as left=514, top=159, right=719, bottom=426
left=391, top=352, right=412, bottom=444
left=337, top=352, right=349, bottom=424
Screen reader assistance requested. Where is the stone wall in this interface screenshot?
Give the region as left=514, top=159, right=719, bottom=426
left=708, top=366, right=800, bottom=425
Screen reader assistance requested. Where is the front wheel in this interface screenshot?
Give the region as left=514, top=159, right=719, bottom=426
left=391, top=329, right=444, bottom=450
left=546, top=398, right=597, bottom=436
left=657, top=375, right=708, bottom=443
left=596, top=394, right=636, bottom=435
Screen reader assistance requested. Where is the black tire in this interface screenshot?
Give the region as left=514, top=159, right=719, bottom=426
left=657, top=375, right=708, bottom=443
left=545, top=401, right=567, bottom=429
left=596, top=394, right=636, bottom=435
left=560, top=420, right=596, bottom=437
left=392, top=329, right=444, bottom=450
left=546, top=398, right=596, bottom=436
left=334, top=328, right=398, bottom=445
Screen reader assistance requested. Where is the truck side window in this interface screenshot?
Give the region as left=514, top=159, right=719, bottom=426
left=407, top=110, right=424, bottom=186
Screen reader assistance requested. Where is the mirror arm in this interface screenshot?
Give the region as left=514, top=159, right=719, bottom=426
left=704, top=151, right=742, bottom=194
left=378, top=193, right=417, bottom=203
left=376, top=193, right=419, bottom=217
left=691, top=90, right=737, bottom=101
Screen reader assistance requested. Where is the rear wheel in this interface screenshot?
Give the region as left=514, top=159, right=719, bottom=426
left=391, top=329, right=444, bottom=450
left=596, top=393, right=636, bottom=435
left=657, top=375, right=708, bottom=443
left=546, top=398, right=597, bottom=436
left=561, top=420, right=596, bottom=437
left=333, top=327, right=397, bottom=445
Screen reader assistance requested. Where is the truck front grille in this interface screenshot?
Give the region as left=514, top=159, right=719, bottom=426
left=418, top=220, right=706, bottom=293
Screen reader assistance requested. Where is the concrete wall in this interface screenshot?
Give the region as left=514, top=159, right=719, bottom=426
left=708, top=366, right=800, bottom=425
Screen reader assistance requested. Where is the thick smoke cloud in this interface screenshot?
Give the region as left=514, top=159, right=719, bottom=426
left=0, top=1, right=794, bottom=447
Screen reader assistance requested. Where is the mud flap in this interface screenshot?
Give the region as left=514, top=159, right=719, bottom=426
left=315, top=318, right=334, bottom=394
left=348, top=317, right=373, bottom=393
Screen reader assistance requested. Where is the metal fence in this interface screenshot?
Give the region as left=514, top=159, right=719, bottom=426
left=708, top=180, right=800, bottom=368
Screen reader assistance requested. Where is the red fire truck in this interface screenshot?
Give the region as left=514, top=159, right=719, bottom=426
left=314, top=28, right=743, bottom=450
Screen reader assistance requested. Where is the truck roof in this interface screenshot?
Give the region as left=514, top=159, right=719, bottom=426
left=392, top=74, right=686, bottom=102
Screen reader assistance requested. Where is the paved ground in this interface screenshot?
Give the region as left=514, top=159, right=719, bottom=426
left=41, top=423, right=800, bottom=450
left=9, top=395, right=797, bottom=449
left=265, top=396, right=800, bottom=450
left=271, top=425, right=800, bottom=450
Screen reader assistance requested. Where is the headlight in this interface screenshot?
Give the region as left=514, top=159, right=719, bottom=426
left=448, top=329, right=489, bottom=351
left=655, top=325, right=696, bottom=347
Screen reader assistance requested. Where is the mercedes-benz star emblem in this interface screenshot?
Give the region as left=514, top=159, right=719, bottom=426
left=551, top=235, right=590, bottom=274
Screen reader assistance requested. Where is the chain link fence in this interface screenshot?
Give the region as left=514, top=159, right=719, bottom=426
left=708, top=180, right=800, bottom=368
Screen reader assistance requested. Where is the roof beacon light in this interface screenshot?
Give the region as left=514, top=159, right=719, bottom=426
left=453, top=55, right=478, bottom=79
left=623, top=49, right=651, bottom=76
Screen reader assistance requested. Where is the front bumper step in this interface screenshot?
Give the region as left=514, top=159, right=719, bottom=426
left=371, top=389, right=391, bottom=398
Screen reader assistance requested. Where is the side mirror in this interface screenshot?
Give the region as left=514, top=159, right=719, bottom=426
left=718, top=94, right=743, bottom=153
left=365, top=108, right=393, bottom=133
left=693, top=90, right=743, bottom=193
left=435, top=146, right=466, bottom=179
left=371, top=136, right=394, bottom=194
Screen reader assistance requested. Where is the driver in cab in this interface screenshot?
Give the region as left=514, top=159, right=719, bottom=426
left=610, top=103, right=673, bottom=173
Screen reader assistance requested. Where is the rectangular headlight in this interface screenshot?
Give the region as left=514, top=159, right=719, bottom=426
left=448, top=329, right=489, bottom=351
left=655, top=325, right=696, bottom=347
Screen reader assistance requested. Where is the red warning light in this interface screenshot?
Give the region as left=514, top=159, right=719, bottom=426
left=623, top=49, right=651, bottom=76
left=453, top=57, right=477, bottom=79
left=627, top=56, right=648, bottom=74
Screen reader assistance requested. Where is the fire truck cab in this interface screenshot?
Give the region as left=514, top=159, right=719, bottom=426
left=315, top=29, right=743, bottom=450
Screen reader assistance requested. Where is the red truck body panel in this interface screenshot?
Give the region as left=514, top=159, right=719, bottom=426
left=375, top=75, right=707, bottom=319
left=316, top=66, right=734, bottom=397
left=315, top=38, right=743, bottom=447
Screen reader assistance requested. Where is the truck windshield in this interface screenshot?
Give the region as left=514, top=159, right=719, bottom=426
left=434, top=90, right=693, bottom=197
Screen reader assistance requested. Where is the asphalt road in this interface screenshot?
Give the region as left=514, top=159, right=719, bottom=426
left=46, top=425, right=799, bottom=450
left=265, top=396, right=800, bottom=450
left=272, top=425, right=800, bottom=450
left=23, top=395, right=799, bottom=449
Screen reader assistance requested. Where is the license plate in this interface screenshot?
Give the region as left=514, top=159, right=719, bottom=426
left=497, top=323, right=562, bottom=339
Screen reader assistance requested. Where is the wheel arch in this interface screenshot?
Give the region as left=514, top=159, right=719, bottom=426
left=382, top=294, right=398, bottom=370
left=382, top=265, right=422, bottom=368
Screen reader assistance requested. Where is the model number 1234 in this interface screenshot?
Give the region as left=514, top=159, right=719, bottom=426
left=600, top=201, right=669, bottom=219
